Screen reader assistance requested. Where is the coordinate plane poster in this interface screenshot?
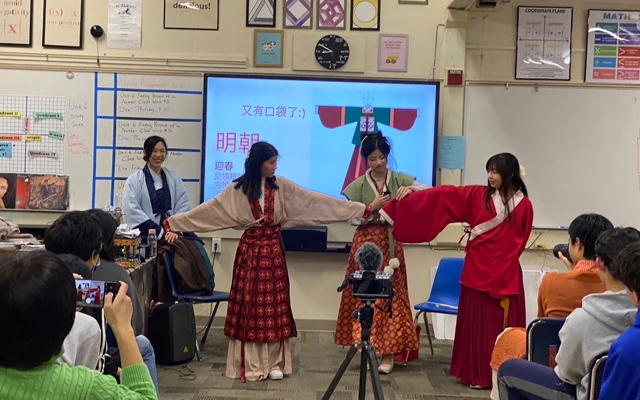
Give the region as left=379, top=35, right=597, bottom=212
left=586, top=10, right=640, bottom=84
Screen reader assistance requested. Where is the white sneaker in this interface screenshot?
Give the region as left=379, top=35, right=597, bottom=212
left=268, top=369, right=284, bottom=380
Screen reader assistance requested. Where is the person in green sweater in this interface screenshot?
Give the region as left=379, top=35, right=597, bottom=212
left=0, top=250, right=157, bottom=400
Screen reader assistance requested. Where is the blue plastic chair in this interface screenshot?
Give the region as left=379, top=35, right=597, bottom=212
left=526, top=317, right=565, bottom=366
left=588, top=353, right=608, bottom=400
left=162, top=251, right=230, bottom=361
left=413, top=257, right=464, bottom=356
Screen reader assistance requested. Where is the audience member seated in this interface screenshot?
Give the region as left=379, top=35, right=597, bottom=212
left=44, top=211, right=158, bottom=393
left=497, top=227, right=640, bottom=400
left=490, top=214, right=611, bottom=398
left=57, top=253, right=102, bottom=369
left=0, top=251, right=157, bottom=400
left=87, top=208, right=144, bottom=335
left=599, top=242, right=640, bottom=400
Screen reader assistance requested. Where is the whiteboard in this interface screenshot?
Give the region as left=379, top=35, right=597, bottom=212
left=0, top=69, right=203, bottom=211
left=463, top=83, right=640, bottom=228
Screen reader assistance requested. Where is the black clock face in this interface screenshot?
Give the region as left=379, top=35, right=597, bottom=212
left=315, top=35, right=350, bottom=70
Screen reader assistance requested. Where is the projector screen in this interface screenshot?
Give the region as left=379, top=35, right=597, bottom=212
left=202, top=75, right=438, bottom=202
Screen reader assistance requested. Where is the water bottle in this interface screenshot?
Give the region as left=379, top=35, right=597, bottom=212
left=148, top=229, right=158, bottom=258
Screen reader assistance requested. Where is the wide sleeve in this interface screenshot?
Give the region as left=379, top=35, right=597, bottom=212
left=122, top=175, right=160, bottom=232
left=92, top=364, right=157, bottom=400
left=172, top=173, right=192, bottom=214
left=165, top=185, right=248, bottom=233
left=380, top=185, right=476, bottom=244
left=599, top=343, right=636, bottom=400
left=519, top=199, right=534, bottom=254
left=280, top=178, right=369, bottom=229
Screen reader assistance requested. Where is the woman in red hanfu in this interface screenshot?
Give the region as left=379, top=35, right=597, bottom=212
left=379, top=153, right=534, bottom=389
left=163, top=142, right=386, bottom=382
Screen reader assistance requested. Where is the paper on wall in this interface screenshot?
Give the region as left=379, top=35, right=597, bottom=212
left=108, top=0, right=142, bottom=49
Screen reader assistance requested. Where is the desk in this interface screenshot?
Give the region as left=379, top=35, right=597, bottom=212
left=128, top=258, right=154, bottom=336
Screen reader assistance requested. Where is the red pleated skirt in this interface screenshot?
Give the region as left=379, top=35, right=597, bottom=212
left=450, top=278, right=526, bottom=388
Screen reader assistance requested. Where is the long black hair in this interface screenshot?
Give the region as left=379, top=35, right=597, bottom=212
left=359, top=131, right=397, bottom=170
left=485, top=153, right=528, bottom=218
left=86, top=209, right=119, bottom=262
left=142, top=136, right=167, bottom=162
left=233, top=141, right=279, bottom=199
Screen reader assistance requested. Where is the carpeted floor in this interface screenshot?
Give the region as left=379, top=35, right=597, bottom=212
left=157, top=329, right=490, bottom=400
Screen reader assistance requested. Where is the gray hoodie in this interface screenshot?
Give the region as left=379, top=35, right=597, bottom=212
left=555, top=290, right=637, bottom=400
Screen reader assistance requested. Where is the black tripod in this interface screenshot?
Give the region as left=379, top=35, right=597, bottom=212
left=322, top=299, right=385, bottom=400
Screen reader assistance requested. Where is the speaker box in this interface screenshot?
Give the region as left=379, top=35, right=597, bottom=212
left=148, top=301, right=196, bottom=365
left=281, top=226, right=328, bottom=252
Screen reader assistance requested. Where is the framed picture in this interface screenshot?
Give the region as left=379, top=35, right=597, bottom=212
left=0, top=0, right=33, bottom=46
left=378, top=34, right=408, bottom=72
left=317, top=0, right=346, bottom=29
left=515, top=6, right=572, bottom=81
left=164, top=0, right=219, bottom=30
left=284, top=0, right=313, bottom=29
left=350, top=0, right=379, bottom=31
left=398, top=0, right=427, bottom=4
left=43, top=0, right=83, bottom=49
left=253, top=29, right=283, bottom=68
left=247, top=0, right=276, bottom=28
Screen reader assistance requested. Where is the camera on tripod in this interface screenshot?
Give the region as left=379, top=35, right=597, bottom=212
left=340, top=270, right=393, bottom=299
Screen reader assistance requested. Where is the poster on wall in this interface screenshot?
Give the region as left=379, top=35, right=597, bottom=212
left=515, top=6, right=573, bottom=81
left=586, top=10, right=640, bottom=84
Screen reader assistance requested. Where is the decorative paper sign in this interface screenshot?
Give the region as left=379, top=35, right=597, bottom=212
left=438, top=136, right=465, bottom=170
left=34, top=112, right=64, bottom=119
left=164, top=0, right=219, bottom=30
left=0, top=110, right=21, bottom=117
left=48, top=131, right=65, bottom=140
left=351, top=0, right=379, bottom=31
left=23, top=116, right=29, bottom=133
left=253, top=29, right=283, bottom=68
left=516, top=6, right=573, bottom=81
left=317, top=0, right=345, bottom=29
left=586, top=10, right=640, bottom=84
left=43, top=0, right=84, bottom=48
left=0, top=135, right=22, bottom=141
left=0, top=143, right=12, bottom=157
left=246, top=0, right=276, bottom=28
left=0, top=0, right=32, bottom=46
left=378, top=34, right=408, bottom=72
left=284, top=0, right=312, bottom=29
left=108, top=0, right=143, bottom=49
left=25, top=134, right=41, bottom=142
left=28, top=150, right=58, bottom=158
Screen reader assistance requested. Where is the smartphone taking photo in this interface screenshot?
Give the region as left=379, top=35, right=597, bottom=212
left=76, top=280, right=121, bottom=308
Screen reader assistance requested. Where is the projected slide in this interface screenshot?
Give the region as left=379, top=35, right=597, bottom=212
left=203, top=76, right=438, bottom=201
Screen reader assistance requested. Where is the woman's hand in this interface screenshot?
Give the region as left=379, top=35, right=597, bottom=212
left=165, top=231, right=179, bottom=243
left=395, top=186, right=414, bottom=201
left=370, top=194, right=390, bottom=211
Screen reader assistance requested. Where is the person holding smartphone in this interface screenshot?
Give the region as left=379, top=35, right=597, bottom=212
left=0, top=251, right=157, bottom=400
left=334, top=131, right=431, bottom=374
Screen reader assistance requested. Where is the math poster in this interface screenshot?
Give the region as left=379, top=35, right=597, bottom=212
left=515, top=6, right=573, bottom=81
left=586, top=10, right=640, bottom=84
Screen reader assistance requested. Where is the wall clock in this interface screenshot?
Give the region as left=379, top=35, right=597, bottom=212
left=315, top=34, right=350, bottom=70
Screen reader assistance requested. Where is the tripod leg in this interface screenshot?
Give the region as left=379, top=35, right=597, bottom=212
left=358, top=349, right=367, bottom=400
left=365, top=345, right=385, bottom=400
left=322, top=344, right=360, bottom=400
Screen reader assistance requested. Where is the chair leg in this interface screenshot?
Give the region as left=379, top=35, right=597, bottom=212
left=423, top=312, right=434, bottom=357
left=195, top=337, right=203, bottom=362
left=200, top=302, right=220, bottom=348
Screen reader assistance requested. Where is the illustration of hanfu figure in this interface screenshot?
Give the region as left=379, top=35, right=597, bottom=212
left=316, top=93, right=419, bottom=191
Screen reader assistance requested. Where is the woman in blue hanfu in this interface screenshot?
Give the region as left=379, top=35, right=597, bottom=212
left=123, top=135, right=193, bottom=242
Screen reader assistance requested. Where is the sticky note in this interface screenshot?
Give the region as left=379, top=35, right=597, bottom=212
left=0, top=142, right=12, bottom=157
left=25, top=134, right=41, bottom=142
left=0, top=135, right=22, bottom=141
left=33, top=112, right=63, bottom=120
left=438, top=136, right=466, bottom=170
left=0, top=110, right=21, bottom=117
left=48, top=131, right=65, bottom=140
left=28, top=150, right=58, bottom=158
